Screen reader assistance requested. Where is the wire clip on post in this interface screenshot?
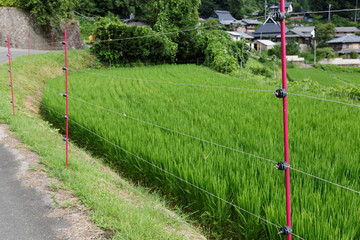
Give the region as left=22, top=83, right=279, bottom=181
left=271, top=11, right=286, bottom=21
left=278, top=225, right=292, bottom=236
left=62, top=93, right=68, bottom=97
left=63, top=137, right=68, bottom=142
left=275, top=161, right=290, bottom=171
left=62, top=67, right=67, bottom=70
left=63, top=115, right=68, bottom=119
left=274, top=89, right=288, bottom=98
left=61, top=41, right=66, bottom=45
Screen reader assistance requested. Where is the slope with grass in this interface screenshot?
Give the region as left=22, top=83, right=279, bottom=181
left=41, top=64, right=360, bottom=239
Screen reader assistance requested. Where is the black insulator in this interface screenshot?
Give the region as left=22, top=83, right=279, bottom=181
left=274, top=89, right=288, bottom=98
left=278, top=225, right=292, bottom=235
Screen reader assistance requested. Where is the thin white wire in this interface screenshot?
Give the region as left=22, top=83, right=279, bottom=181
left=77, top=71, right=274, bottom=92
left=43, top=88, right=360, bottom=196
left=290, top=168, right=360, bottom=194
left=289, top=93, right=360, bottom=108
left=35, top=99, right=305, bottom=239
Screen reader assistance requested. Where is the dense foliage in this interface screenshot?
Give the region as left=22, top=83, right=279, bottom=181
left=91, top=14, right=249, bottom=74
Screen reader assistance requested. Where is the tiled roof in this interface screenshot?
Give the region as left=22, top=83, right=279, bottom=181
left=255, top=40, right=277, bottom=46
left=241, top=19, right=262, bottom=25
left=326, top=34, right=360, bottom=44
left=226, top=31, right=254, bottom=39
left=335, top=27, right=360, bottom=33
left=293, top=26, right=315, bottom=33
left=212, top=10, right=236, bottom=21
left=254, top=17, right=289, bottom=37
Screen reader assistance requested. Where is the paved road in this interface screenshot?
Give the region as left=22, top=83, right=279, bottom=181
left=0, top=47, right=52, bottom=64
left=0, top=144, right=69, bottom=240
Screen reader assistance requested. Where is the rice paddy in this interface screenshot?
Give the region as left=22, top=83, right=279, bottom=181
left=42, top=64, right=360, bottom=239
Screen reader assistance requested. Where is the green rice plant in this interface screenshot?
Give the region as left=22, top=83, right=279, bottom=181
left=42, top=64, right=360, bottom=239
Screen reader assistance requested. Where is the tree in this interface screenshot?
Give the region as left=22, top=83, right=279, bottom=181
left=315, top=23, right=336, bottom=48
left=20, top=0, right=79, bottom=26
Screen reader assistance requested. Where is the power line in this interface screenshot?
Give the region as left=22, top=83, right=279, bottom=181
left=289, top=93, right=360, bottom=108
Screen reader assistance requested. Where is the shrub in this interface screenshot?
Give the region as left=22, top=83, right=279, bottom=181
left=91, top=14, right=177, bottom=65
left=316, top=48, right=338, bottom=61
left=350, top=51, right=359, bottom=59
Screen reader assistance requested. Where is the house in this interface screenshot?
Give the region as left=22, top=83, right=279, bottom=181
left=208, top=10, right=242, bottom=26
left=292, top=26, right=315, bottom=38
left=326, top=34, right=360, bottom=56
left=253, top=17, right=289, bottom=41
left=335, top=27, right=360, bottom=37
left=240, top=19, right=262, bottom=32
left=268, top=2, right=293, bottom=14
left=122, top=13, right=150, bottom=27
left=287, top=26, right=315, bottom=51
left=253, top=39, right=277, bottom=51
left=226, top=31, right=254, bottom=41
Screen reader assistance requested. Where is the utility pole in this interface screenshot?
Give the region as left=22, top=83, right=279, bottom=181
left=328, top=4, right=331, bottom=22
left=314, top=39, right=317, bottom=65
left=355, top=0, right=358, bottom=23
left=265, top=0, right=268, bottom=20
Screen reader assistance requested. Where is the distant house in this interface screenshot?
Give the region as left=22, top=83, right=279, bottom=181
left=326, top=34, right=360, bottom=56
left=253, top=40, right=277, bottom=51
left=287, top=26, right=315, bottom=51
left=335, top=27, right=360, bottom=37
left=240, top=19, right=262, bottom=32
left=226, top=31, right=254, bottom=41
left=122, top=13, right=150, bottom=27
left=292, top=26, right=315, bottom=38
left=268, top=2, right=293, bottom=14
left=253, top=17, right=288, bottom=41
left=208, top=10, right=242, bottom=26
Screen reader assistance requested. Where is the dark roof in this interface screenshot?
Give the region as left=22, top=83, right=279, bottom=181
left=209, top=10, right=236, bottom=21
left=254, top=17, right=289, bottom=38
left=241, top=19, right=262, bottom=25
left=335, top=27, right=360, bottom=33
left=293, top=26, right=315, bottom=33
left=286, top=29, right=312, bottom=38
left=326, top=34, right=360, bottom=44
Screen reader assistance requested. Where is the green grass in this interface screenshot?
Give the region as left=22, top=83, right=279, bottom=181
left=40, top=64, right=360, bottom=239
left=0, top=51, right=204, bottom=240
left=287, top=68, right=347, bottom=87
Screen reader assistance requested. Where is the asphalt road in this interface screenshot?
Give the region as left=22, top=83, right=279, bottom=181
left=0, top=47, right=51, bottom=64
left=0, top=144, right=69, bottom=240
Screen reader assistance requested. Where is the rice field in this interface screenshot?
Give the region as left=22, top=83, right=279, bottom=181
left=42, top=64, right=360, bottom=239
left=287, top=68, right=347, bottom=87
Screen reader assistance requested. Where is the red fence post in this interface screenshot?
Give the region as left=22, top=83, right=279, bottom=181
left=7, top=36, right=15, bottom=116
left=63, top=31, right=69, bottom=166
left=280, top=0, right=292, bottom=239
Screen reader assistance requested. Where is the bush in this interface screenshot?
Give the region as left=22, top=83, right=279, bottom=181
left=268, top=40, right=299, bottom=58
left=196, top=30, right=249, bottom=74
left=350, top=51, right=358, bottom=59
left=316, top=48, right=338, bottom=61
left=91, top=14, right=177, bottom=65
